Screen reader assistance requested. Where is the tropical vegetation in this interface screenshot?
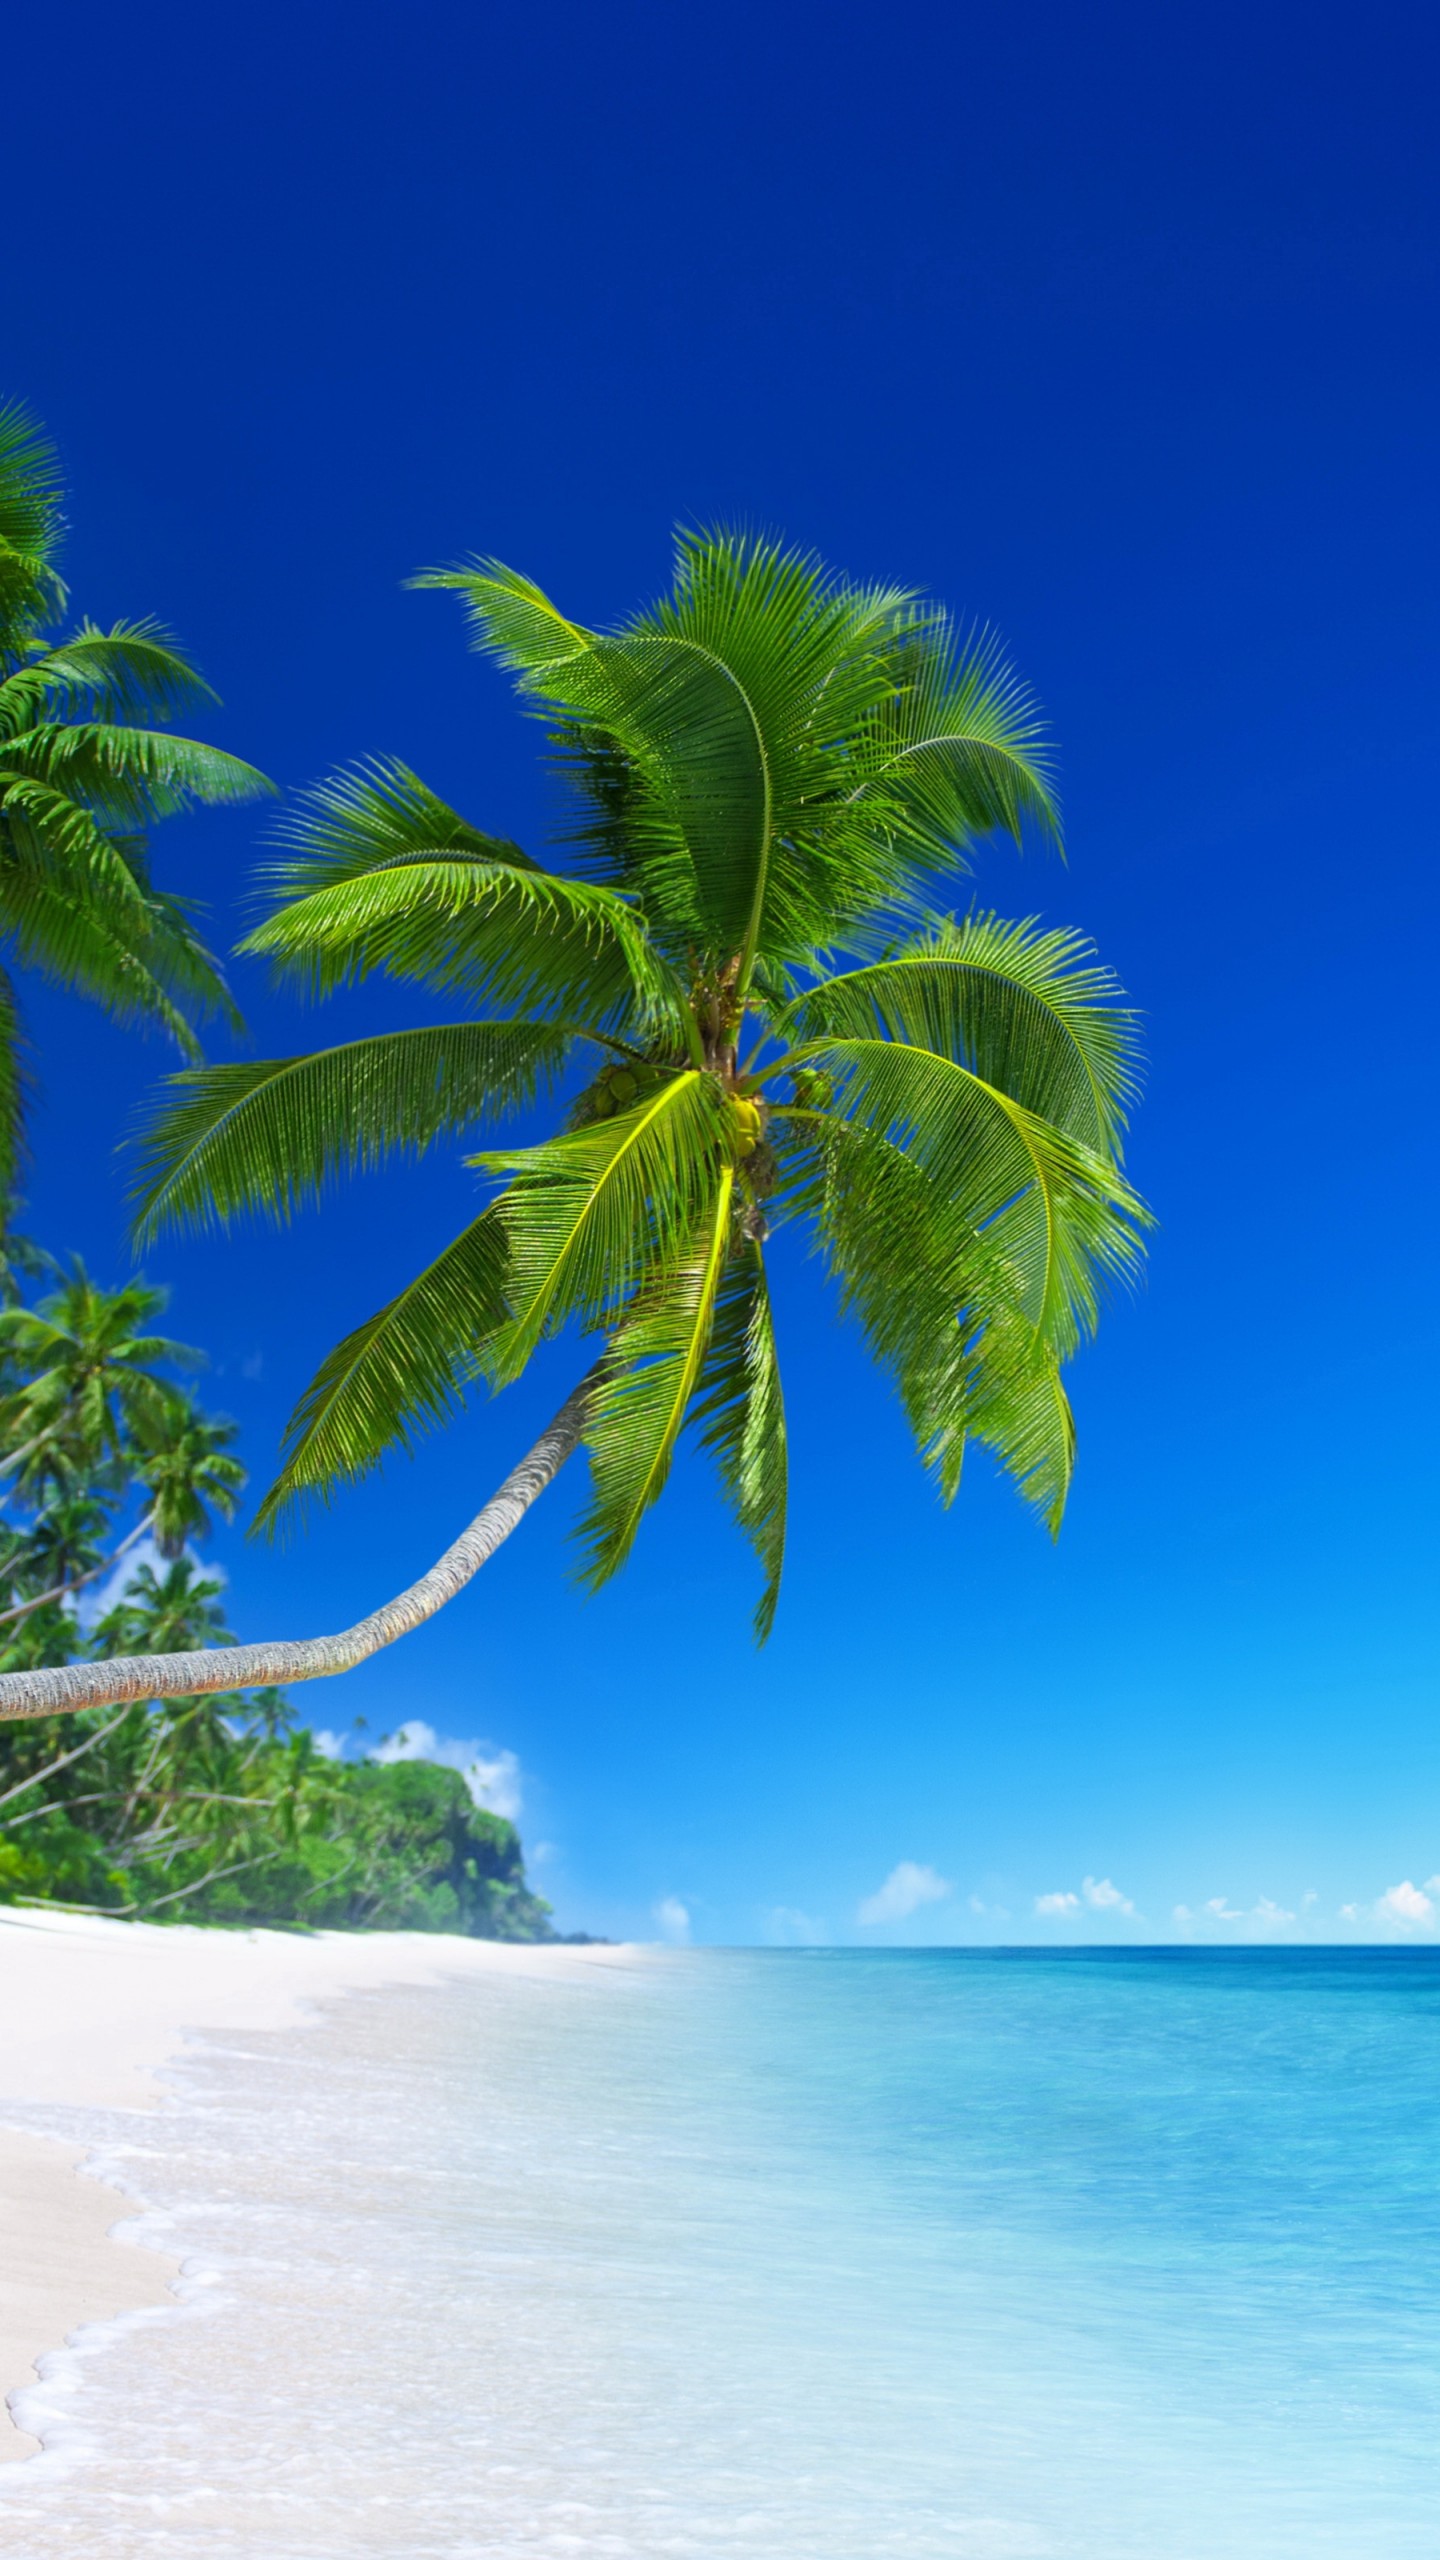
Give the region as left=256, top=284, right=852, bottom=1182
left=0, top=1236, right=553, bottom=1935
left=0, top=528, right=1148, bottom=1723
left=0, top=399, right=269, bottom=1187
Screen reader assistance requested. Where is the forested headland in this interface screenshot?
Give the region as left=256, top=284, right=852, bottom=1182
left=0, top=1232, right=555, bottom=1938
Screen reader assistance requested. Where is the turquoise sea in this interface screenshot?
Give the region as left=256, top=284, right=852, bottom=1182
left=6, top=1947, right=1440, bottom=2556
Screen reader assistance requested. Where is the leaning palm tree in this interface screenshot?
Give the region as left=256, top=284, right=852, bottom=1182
left=0, top=531, right=1147, bottom=1721
left=0, top=398, right=270, bottom=1182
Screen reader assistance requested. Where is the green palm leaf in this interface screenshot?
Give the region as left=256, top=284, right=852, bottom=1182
left=578, top=1167, right=736, bottom=1586
left=478, top=1069, right=730, bottom=1380
left=0, top=408, right=268, bottom=1168
left=0, top=622, right=227, bottom=730
left=0, top=964, right=26, bottom=1193
left=690, top=1240, right=788, bottom=1637
left=858, top=611, right=1061, bottom=862
left=131, top=1021, right=576, bottom=1243
left=0, top=400, right=65, bottom=634
left=0, top=721, right=269, bottom=826
left=245, top=758, right=673, bottom=1026
left=424, top=539, right=923, bottom=972
left=796, top=1037, right=1146, bottom=1344
left=777, top=912, right=1139, bottom=1151
left=254, top=1207, right=511, bottom=1534
left=797, top=1113, right=1076, bottom=1526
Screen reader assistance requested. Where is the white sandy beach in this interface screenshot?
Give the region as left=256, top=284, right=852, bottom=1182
left=0, top=1908, right=625, bottom=2462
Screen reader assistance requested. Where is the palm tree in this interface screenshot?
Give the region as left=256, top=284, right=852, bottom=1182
left=0, top=1395, right=245, bottom=1631
left=0, top=1491, right=112, bottom=1603
left=132, top=1400, right=246, bottom=1559
left=0, top=531, right=1147, bottom=1720
left=92, top=1555, right=233, bottom=1658
left=0, top=398, right=270, bottom=1183
left=0, top=1265, right=200, bottom=1498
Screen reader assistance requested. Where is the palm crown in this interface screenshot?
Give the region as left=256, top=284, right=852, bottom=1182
left=136, top=532, right=1147, bottom=1638
left=0, top=400, right=270, bottom=1185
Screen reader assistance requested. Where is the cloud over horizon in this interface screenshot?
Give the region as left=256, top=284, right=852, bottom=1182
left=1035, top=1876, right=1138, bottom=1920
left=857, top=1861, right=952, bottom=1926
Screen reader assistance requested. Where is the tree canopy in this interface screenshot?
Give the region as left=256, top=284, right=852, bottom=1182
left=0, top=399, right=270, bottom=1189
left=0, top=1243, right=554, bottom=1934
left=0, top=527, right=1148, bottom=1719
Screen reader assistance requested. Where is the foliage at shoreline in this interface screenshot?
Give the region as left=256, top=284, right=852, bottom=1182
left=0, top=1228, right=555, bottom=1937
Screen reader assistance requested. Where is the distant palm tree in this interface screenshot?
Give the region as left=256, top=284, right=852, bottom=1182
left=0, top=398, right=270, bottom=1184
left=132, top=1401, right=246, bottom=1559
left=0, top=532, right=1147, bottom=1719
left=0, top=1266, right=199, bottom=1498
left=0, top=1395, right=246, bottom=1634
left=93, top=1556, right=232, bottom=1658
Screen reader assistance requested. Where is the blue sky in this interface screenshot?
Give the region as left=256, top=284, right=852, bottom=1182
left=7, top=0, right=1440, bottom=1943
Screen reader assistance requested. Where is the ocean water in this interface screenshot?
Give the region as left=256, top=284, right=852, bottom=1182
left=5, top=1946, right=1440, bottom=2556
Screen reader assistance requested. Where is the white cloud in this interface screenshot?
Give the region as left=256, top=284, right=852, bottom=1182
left=857, top=1861, right=952, bottom=1926
left=369, top=1719, right=523, bottom=1820
left=1177, top=1893, right=1299, bottom=1937
left=1375, top=1880, right=1435, bottom=1932
left=1083, top=1875, right=1136, bottom=1914
left=1034, top=1877, right=1138, bottom=1920
left=311, top=1729, right=346, bottom=1761
left=653, top=1895, right=691, bottom=1945
left=767, top=1906, right=828, bottom=1946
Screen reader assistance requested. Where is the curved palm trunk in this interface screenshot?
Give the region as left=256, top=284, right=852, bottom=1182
left=0, top=1368, right=598, bottom=1724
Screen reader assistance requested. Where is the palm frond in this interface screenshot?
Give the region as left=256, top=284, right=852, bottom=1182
left=0, top=964, right=27, bottom=1196
left=0, top=622, right=232, bottom=730
left=790, top=1113, right=1076, bottom=1528
left=421, top=541, right=921, bottom=971
left=778, top=913, right=1140, bottom=1151
left=796, top=1037, right=1147, bottom=1346
left=0, top=721, right=271, bottom=824
left=577, top=1168, right=735, bottom=1586
left=131, top=1021, right=575, bottom=1244
left=0, top=400, right=65, bottom=638
left=690, top=1240, right=788, bottom=1637
left=254, top=1207, right=511, bottom=1534
left=245, top=758, right=674, bottom=1027
left=0, top=864, right=213, bottom=1059
left=477, top=1069, right=730, bottom=1380
left=857, top=612, right=1061, bottom=864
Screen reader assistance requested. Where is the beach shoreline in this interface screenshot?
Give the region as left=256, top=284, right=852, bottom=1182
left=0, top=1907, right=628, bottom=2463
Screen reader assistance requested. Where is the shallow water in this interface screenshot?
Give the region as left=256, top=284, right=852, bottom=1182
left=5, top=1947, right=1440, bottom=2556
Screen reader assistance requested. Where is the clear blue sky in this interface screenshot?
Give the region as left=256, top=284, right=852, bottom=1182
left=7, top=0, right=1439, bottom=1943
